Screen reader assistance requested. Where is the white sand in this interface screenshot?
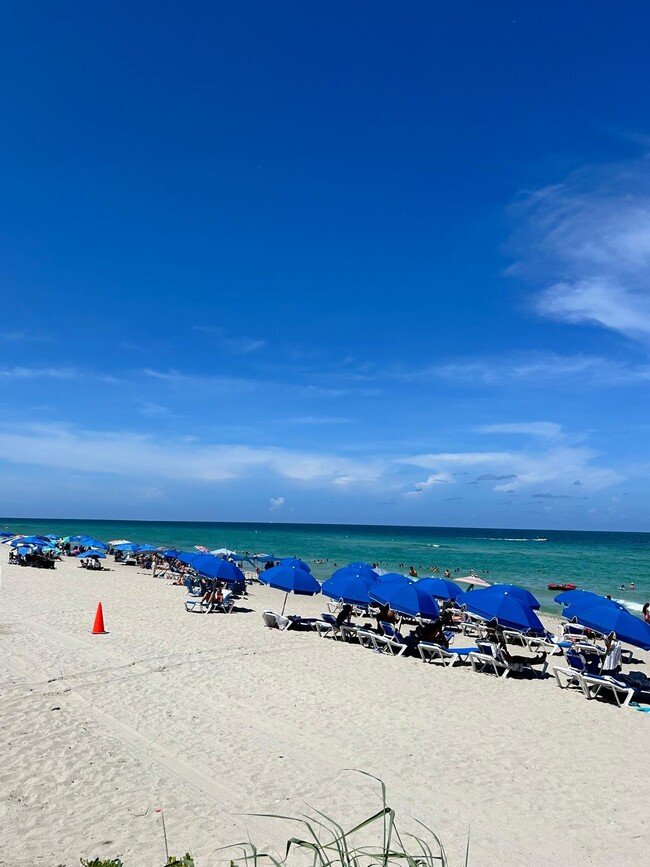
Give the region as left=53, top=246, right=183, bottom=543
left=1, top=555, right=648, bottom=867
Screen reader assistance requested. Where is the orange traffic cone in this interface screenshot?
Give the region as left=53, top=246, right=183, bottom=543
left=92, top=602, right=107, bottom=634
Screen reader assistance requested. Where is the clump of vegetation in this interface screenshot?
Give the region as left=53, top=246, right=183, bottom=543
left=77, top=774, right=467, bottom=866
left=222, top=772, right=469, bottom=867
left=80, top=859, right=124, bottom=867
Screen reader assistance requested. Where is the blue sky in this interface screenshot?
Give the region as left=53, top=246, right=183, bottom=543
left=2, top=1, right=650, bottom=530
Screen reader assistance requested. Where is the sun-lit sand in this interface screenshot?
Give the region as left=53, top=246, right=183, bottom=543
left=1, top=555, right=648, bottom=866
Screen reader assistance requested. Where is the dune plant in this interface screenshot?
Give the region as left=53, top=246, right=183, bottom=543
left=222, top=772, right=469, bottom=867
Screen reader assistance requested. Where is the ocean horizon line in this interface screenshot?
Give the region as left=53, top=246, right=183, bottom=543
left=1, top=515, right=650, bottom=537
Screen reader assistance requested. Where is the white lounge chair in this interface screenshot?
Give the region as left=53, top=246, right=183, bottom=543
left=418, top=642, right=478, bottom=666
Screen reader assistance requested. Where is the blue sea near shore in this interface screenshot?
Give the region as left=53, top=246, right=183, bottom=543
left=2, top=518, right=649, bottom=615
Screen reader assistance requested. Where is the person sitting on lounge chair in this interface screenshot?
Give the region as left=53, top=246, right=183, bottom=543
left=375, top=603, right=396, bottom=631
left=411, top=618, right=449, bottom=648
left=335, top=604, right=353, bottom=626
left=485, top=620, right=547, bottom=670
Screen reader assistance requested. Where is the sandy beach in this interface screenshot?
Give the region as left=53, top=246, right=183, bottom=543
left=1, top=555, right=648, bottom=867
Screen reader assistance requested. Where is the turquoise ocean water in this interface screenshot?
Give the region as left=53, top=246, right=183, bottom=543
left=2, top=518, right=648, bottom=615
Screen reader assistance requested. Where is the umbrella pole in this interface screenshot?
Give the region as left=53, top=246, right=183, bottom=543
left=281, top=592, right=288, bottom=616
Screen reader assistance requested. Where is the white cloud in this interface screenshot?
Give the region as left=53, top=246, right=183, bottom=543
left=0, top=422, right=383, bottom=486
left=192, top=325, right=267, bottom=354
left=405, top=353, right=650, bottom=387
left=405, top=472, right=453, bottom=497
left=269, top=496, right=285, bottom=510
left=511, top=162, right=650, bottom=341
left=402, top=447, right=623, bottom=495
left=0, top=366, right=80, bottom=380
left=478, top=422, right=562, bottom=439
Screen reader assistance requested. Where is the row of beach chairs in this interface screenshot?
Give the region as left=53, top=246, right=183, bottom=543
left=263, top=608, right=649, bottom=709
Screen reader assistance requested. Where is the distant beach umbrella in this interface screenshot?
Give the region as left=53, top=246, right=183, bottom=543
left=211, top=547, right=235, bottom=557
left=563, top=602, right=650, bottom=650
left=554, top=589, right=624, bottom=610
left=136, top=544, right=159, bottom=552
left=0, top=531, right=14, bottom=538
left=78, top=537, right=108, bottom=550
left=330, top=565, right=379, bottom=584
left=113, top=542, right=139, bottom=552
left=457, top=588, right=544, bottom=633
left=175, top=551, right=200, bottom=566
left=162, top=549, right=179, bottom=558
left=76, top=550, right=106, bottom=559
left=259, top=564, right=321, bottom=614
left=348, top=562, right=378, bottom=573
left=253, top=553, right=275, bottom=563
left=191, top=554, right=244, bottom=583
left=109, top=539, right=133, bottom=545
left=369, top=581, right=439, bottom=620
left=415, top=577, right=463, bottom=601
left=279, top=558, right=311, bottom=572
left=481, top=584, right=541, bottom=610
left=454, top=574, right=491, bottom=588
left=374, top=572, right=411, bottom=585
left=322, top=572, right=373, bottom=607
left=10, top=535, right=51, bottom=547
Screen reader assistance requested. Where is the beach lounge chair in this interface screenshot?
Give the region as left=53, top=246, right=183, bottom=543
left=418, top=641, right=478, bottom=666
left=356, top=627, right=379, bottom=650
left=469, top=640, right=548, bottom=679
left=371, top=622, right=409, bottom=657
left=580, top=673, right=635, bottom=707
left=316, top=612, right=344, bottom=639
left=262, top=610, right=291, bottom=629
left=185, top=597, right=210, bottom=613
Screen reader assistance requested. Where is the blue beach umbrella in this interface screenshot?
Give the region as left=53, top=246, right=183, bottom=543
left=10, top=535, right=51, bottom=547
left=113, top=542, right=139, bottom=552
left=279, top=557, right=311, bottom=573
left=415, top=577, right=463, bottom=601
left=136, top=544, right=159, bottom=552
left=484, top=584, right=541, bottom=610
left=348, top=562, right=378, bottom=573
left=191, top=554, right=245, bottom=584
left=0, top=531, right=14, bottom=538
left=554, top=589, right=624, bottom=610
left=321, top=572, right=373, bottom=607
left=259, top=564, right=321, bottom=614
left=457, top=588, right=545, bottom=634
left=162, top=549, right=179, bottom=558
left=75, top=536, right=108, bottom=549
left=329, top=565, right=380, bottom=584
left=374, top=572, right=412, bottom=586
left=17, top=546, right=33, bottom=555
left=564, top=603, right=650, bottom=650
left=76, top=550, right=106, bottom=559
left=175, top=551, right=199, bottom=566
left=369, top=581, right=439, bottom=620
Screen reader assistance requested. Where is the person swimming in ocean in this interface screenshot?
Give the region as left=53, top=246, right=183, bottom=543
left=620, top=584, right=626, bottom=591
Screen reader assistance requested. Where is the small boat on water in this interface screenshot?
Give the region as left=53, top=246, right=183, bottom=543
left=547, top=582, right=577, bottom=591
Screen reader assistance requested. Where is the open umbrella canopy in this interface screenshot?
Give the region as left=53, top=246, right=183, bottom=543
left=175, top=551, right=199, bottom=566
left=10, top=535, right=51, bottom=547
left=78, top=537, right=108, bottom=550
left=563, top=602, right=650, bottom=650
left=481, top=584, right=541, bottom=610
left=113, top=542, right=140, bottom=552
left=457, top=588, right=544, bottom=634
left=210, top=547, right=235, bottom=556
left=348, top=561, right=378, bottom=573
left=136, top=544, right=159, bottom=552
left=253, top=553, right=275, bottom=563
left=259, top=564, right=321, bottom=595
left=554, top=589, right=624, bottom=610
left=321, top=572, right=373, bottom=606
left=109, top=539, right=133, bottom=545
left=279, top=557, right=311, bottom=572
left=374, top=572, right=412, bottom=586
left=454, top=574, right=491, bottom=588
left=0, top=531, right=14, bottom=538
left=76, top=550, right=106, bottom=559
left=369, top=581, right=439, bottom=620
left=191, top=554, right=244, bottom=583
left=161, top=549, right=178, bottom=558
left=415, top=577, right=463, bottom=600
left=329, top=565, right=379, bottom=584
